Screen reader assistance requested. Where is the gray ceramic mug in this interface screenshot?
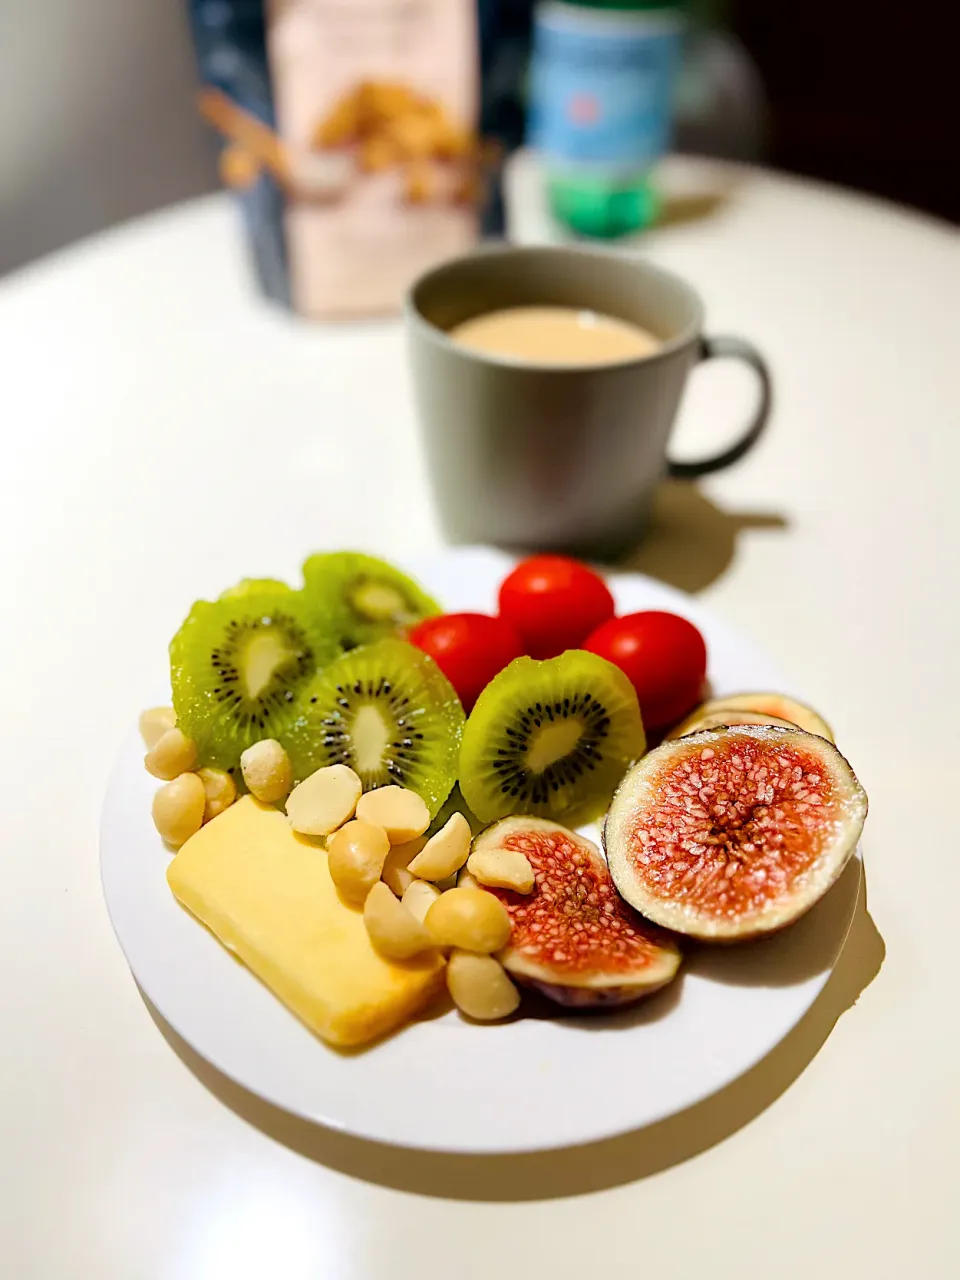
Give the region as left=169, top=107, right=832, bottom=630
left=405, top=245, right=771, bottom=560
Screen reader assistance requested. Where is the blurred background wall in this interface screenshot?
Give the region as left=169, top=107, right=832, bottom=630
left=0, top=0, right=954, bottom=277
left=0, top=0, right=215, bottom=276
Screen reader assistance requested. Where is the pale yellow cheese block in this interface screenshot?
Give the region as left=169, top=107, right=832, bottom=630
left=167, top=796, right=445, bottom=1048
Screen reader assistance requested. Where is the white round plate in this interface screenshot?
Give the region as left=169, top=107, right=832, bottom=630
left=101, top=547, right=860, bottom=1154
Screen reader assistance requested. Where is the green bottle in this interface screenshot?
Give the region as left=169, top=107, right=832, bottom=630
left=528, top=0, right=685, bottom=237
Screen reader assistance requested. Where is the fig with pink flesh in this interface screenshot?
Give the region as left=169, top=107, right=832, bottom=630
left=474, top=816, right=681, bottom=1007
left=604, top=725, right=867, bottom=942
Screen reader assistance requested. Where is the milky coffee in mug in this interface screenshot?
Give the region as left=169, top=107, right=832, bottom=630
left=448, top=306, right=662, bottom=366
left=406, top=245, right=772, bottom=559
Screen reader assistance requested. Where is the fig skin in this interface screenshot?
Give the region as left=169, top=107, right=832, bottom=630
left=604, top=725, right=867, bottom=943
left=473, top=817, right=681, bottom=1008
left=688, top=692, right=835, bottom=742
left=521, top=978, right=673, bottom=1009
left=667, top=708, right=796, bottom=739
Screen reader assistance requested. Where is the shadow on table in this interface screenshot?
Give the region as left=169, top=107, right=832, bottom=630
left=143, top=869, right=884, bottom=1203
left=655, top=190, right=728, bottom=230
left=651, top=158, right=745, bottom=231
left=613, top=480, right=787, bottom=595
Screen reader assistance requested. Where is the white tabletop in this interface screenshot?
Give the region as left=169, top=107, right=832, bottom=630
left=3, top=158, right=959, bottom=1278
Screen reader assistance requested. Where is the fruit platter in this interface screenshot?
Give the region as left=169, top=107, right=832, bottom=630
left=101, top=546, right=867, bottom=1153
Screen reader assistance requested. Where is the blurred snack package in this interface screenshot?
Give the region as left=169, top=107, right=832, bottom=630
left=189, top=0, right=509, bottom=319
left=189, top=0, right=290, bottom=307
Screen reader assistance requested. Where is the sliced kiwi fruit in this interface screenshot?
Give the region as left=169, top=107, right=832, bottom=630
left=459, top=652, right=646, bottom=826
left=284, top=638, right=463, bottom=817
left=170, top=579, right=341, bottom=773
left=302, top=551, right=440, bottom=650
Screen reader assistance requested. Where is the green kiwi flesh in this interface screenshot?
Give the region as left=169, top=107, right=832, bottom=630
left=302, top=551, right=440, bottom=649
left=459, top=651, right=646, bottom=825
left=170, top=579, right=341, bottom=773
left=284, top=638, right=463, bottom=817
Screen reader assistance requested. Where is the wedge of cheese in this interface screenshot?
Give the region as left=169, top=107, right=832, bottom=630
left=167, top=796, right=445, bottom=1048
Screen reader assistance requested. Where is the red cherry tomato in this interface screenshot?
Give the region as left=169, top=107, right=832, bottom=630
left=584, top=611, right=707, bottom=730
left=498, top=555, right=615, bottom=659
left=409, top=613, right=525, bottom=711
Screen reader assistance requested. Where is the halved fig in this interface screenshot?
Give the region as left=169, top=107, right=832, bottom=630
left=698, top=692, right=834, bottom=742
left=474, top=816, right=681, bottom=1007
left=605, top=725, right=866, bottom=941
left=668, top=708, right=796, bottom=739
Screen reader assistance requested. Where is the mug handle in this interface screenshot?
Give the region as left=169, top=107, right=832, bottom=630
left=667, top=335, right=773, bottom=479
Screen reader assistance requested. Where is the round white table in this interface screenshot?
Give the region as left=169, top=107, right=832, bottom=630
left=3, top=158, right=958, bottom=1278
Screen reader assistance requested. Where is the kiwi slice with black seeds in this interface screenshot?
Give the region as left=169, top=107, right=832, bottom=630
left=302, top=552, right=440, bottom=649
left=459, top=652, right=646, bottom=826
left=284, top=638, right=463, bottom=817
left=170, top=579, right=340, bottom=773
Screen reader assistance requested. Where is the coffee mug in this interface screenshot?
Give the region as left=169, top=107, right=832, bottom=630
left=405, top=245, right=772, bottom=560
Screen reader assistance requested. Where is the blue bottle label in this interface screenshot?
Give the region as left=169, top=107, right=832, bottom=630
left=529, top=4, right=682, bottom=177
